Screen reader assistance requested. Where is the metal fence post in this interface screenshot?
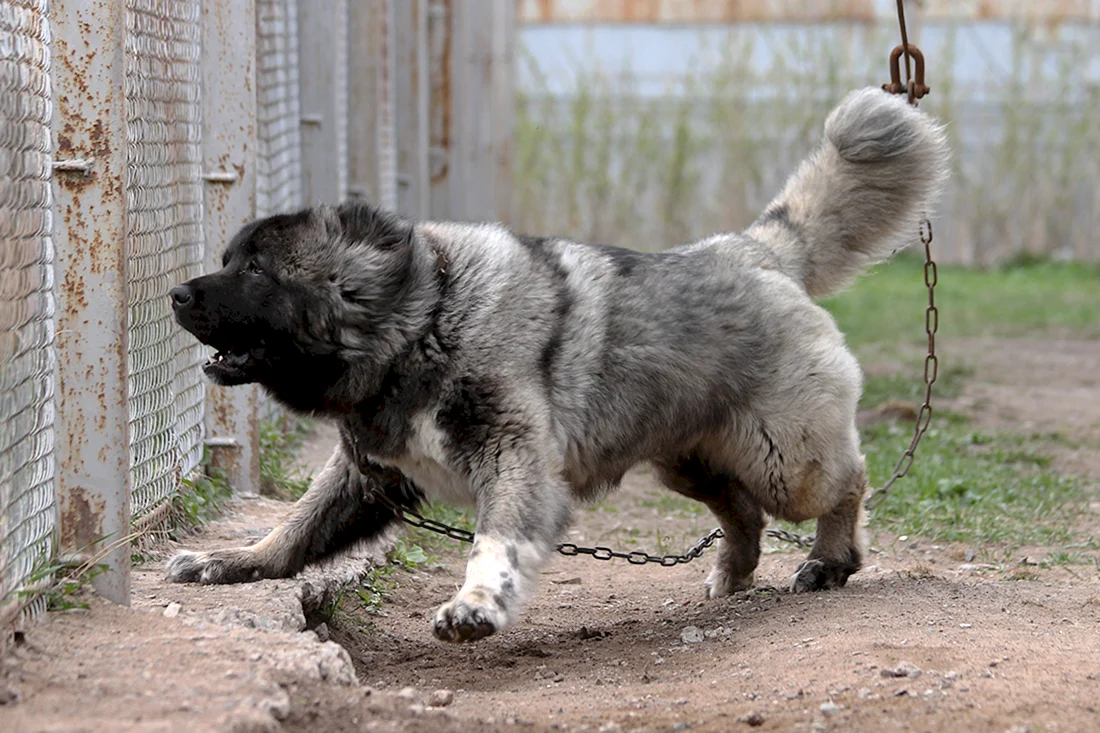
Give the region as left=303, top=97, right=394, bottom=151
left=298, top=0, right=349, bottom=205
left=200, top=0, right=262, bottom=493
left=50, top=0, right=132, bottom=604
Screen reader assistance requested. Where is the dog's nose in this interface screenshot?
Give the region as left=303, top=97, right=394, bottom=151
left=170, top=284, right=193, bottom=308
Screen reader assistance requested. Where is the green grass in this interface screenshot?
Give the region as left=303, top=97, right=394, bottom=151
left=822, top=256, right=1100, bottom=352
left=861, top=421, right=1089, bottom=547
left=172, top=454, right=233, bottom=534
left=259, top=416, right=314, bottom=499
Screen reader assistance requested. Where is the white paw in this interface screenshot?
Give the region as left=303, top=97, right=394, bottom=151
left=164, top=549, right=264, bottom=584
left=704, top=565, right=754, bottom=599
left=432, top=587, right=512, bottom=643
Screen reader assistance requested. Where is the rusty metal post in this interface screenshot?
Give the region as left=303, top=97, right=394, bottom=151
left=298, top=0, right=350, bottom=205
left=200, top=0, right=262, bottom=493
left=50, top=0, right=132, bottom=604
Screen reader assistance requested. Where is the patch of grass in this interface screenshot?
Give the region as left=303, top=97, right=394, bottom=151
left=260, top=416, right=314, bottom=500
left=326, top=537, right=433, bottom=626
left=172, top=453, right=233, bottom=534
left=861, top=418, right=1090, bottom=548
left=823, top=257, right=1100, bottom=352
left=16, top=558, right=108, bottom=612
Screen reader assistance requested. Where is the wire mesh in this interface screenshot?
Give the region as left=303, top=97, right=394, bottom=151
left=256, top=0, right=303, bottom=219
left=254, top=0, right=302, bottom=423
left=0, top=0, right=58, bottom=616
left=124, top=0, right=205, bottom=525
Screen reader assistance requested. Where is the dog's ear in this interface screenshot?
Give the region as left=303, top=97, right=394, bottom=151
left=335, top=201, right=414, bottom=250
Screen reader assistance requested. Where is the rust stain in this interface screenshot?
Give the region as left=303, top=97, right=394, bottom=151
left=59, top=484, right=106, bottom=553
left=431, top=0, right=453, bottom=183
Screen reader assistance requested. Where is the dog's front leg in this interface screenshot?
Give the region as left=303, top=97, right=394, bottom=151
left=432, top=448, right=570, bottom=643
left=166, top=441, right=412, bottom=584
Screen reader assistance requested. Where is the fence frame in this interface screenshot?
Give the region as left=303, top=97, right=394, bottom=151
left=201, top=0, right=262, bottom=493
left=50, top=0, right=133, bottom=605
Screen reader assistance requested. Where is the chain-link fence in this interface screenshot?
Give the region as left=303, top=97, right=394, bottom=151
left=256, top=0, right=302, bottom=220
left=0, top=0, right=58, bottom=619
left=255, top=0, right=303, bottom=424
left=124, top=0, right=206, bottom=529
left=0, top=0, right=511, bottom=626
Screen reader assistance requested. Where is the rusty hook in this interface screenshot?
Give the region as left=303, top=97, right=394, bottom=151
left=882, top=44, right=930, bottom=105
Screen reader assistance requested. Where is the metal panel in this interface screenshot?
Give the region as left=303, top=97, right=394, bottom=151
left=124, top=0, right=206, bottom=532
left=518, top=0, right=1100, bottom=24
left=431, top=0, right=514, bottom=222
left=51, top=0, right=132, bottom=604
left=298, top=0, right=349, bottom=205
left=201, top=0, right=261, bottom=493
left=395, top=0, right=431, bottom=218
left=518, top=0, right=877, bottom=24
left=0, top=0, right=59, bottom=621
left=346, top=0, right=383, bottom=203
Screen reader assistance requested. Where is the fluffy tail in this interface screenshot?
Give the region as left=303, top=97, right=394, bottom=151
left=747, top=87, right=950, bottom=298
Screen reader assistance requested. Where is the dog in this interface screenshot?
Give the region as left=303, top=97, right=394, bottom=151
left=166, top=88, right=949, bottom=643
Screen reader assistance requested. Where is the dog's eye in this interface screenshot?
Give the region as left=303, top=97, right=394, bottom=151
left=244, top=261, right=264, bottom=276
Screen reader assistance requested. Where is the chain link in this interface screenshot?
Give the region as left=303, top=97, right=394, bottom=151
left=386, top=495, right=814, bottom=565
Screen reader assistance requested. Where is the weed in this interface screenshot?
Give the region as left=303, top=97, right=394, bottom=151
left=260, top=416, right=314, bottom=500
left=16, top=556, right=109, bottom=612
left=172, top=454, right=232, bottom=534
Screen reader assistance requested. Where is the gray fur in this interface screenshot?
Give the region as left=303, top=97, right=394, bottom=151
left=166, top=88, right=949, bottom=643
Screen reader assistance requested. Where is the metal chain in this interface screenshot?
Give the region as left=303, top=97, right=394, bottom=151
left=865, top=0, right=939, bottom=512
left=375, top=0, right=936, bottom=562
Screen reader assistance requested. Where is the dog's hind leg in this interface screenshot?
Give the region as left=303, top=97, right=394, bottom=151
left=656, top=458, right=765, bottom=598
left=431, top=444, right=571, bottom=644
left=165, top=442, right=410, bottom=584
left=789, top=462, right=868, bottom=593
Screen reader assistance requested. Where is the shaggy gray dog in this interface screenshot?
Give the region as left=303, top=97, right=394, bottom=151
left=167, top=88, right=949, bottom=643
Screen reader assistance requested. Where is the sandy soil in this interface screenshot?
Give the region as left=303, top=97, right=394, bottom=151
left=2, top=337, right=1099, bottom=733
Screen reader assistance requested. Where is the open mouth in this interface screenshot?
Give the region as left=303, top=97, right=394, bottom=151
left=202, top=348, right=258, bottom=385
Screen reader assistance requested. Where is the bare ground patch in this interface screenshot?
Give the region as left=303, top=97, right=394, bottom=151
left=4, top=338, right=1100, bottom=732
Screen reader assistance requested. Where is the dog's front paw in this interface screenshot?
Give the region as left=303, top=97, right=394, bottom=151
left=789, top=558, right=854, bottom=592
left=432, top=587, right=511, bottom=643
left=704, top=565, right=754, bottom=599
left=165, top=549, right=266, bottom=584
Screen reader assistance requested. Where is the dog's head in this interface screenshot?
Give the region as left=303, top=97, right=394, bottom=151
left=171, top=202, right=419, bottom=404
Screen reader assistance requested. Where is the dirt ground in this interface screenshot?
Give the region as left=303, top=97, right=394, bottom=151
left=3, top=336, right=1099, bottom=733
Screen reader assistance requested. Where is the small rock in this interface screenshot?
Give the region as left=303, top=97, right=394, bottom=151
left=598, top=723, right=624, bottom=733
left=960, top=623, right=973, bottom=629
left=396, top=687, right=419, bottom=702
left=856, top=688, right=872, bottom=699
left=673, top=723, right=693, bottom=732
left=429, top=689, right=454, bottom=707
left=964, top=548, right=976, bottom=562
left=313, top=622, right=330, bottom=642
left=958, top=563, right=999, bottom=572
left=819, top=701, right=841, bottom=716
left=163, top=602, right=182, bottom=619
left=680, top=626, right=705, bottom=644
left=881, top=661, right=922, bottom=679
left=893, top=688, right=910, bottom=697
left=742, top=711, right=765, bottom=727
left=552, top=673, right=564, bottom=683
left=0, top=684, right=22, bottom=705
